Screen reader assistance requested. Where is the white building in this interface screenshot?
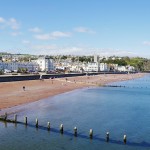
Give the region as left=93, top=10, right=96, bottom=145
left=34, top=56, right=54, bottom=71
left=99, top=63, right=108, bottom=71
left=0, top=61, right=39, bottom=72
left=117, top=66, right=127, bottom=72
left=94, top=55, right=99, bottom=63
left=126, top=65, right=135, bottom=72
left=18, top=62, right=39, bottom=72
left=117, top=65, right=135, bottom=72
left=7, top=62, right=18, bottom=71
left=0, top=56, right=55, bottom=72
left=84, top=62, right=109, bottom=72
left=70, top=64, right=80, bottom=72
left=86, top=62, right=100, bottom=72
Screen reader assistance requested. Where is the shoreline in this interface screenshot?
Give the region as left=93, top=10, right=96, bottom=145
left=0, top=73, right=147, bottom=112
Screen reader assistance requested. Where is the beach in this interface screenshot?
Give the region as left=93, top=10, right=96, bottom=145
left=0, top=73, right=146, bottom=110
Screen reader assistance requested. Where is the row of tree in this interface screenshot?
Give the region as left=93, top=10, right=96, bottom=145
left=101, top=57, right=150, bottom=71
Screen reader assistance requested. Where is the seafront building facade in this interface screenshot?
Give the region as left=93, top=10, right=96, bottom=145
left=117, top=65, right=135, bottom=72
left=0, top=56, right=54, bottom=72
left=0, top=54, right=135, bottom=73
left=33, top=56, right=54, bottom=72
left=99, top=63, right=108, bottom=71
left=0, top=61, right=39, bottom=72
left=85, top=62, right=100, bottom=72
left=83, top=62, right=108, bottom=72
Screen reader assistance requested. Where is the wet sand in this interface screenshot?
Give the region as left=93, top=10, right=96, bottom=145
left=0, top=73, right=146, bottom=110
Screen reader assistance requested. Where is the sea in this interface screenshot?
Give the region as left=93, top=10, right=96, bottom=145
left=0, top=74, right=150, bottom=150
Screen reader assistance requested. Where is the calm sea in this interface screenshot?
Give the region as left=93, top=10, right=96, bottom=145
left=0, top=74, right=150, bottom=150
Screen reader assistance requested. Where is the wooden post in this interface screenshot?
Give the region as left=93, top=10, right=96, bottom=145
left=74, top=127, right=77, bottom=136
left=14, top=114, right=17, bottom=122
left=47, top=122, right=50, bottom=130
left=24, top=116, right=27, bottom=125
left=4, top=122, right=7, bottom=128
left=36, top=118, right=38, bottom=128
left=106, top=132, right=109, bottom=142
left=123, top=135, right=127, bottom=144
left=4, top=112, right=7, bottom=120
left=89, top=129, right=93, bottom=138
left=60, top=124, right=63, bottom=133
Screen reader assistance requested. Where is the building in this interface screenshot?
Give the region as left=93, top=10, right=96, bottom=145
left=94, top=55, right=99, bottom=63
left=86, top=62, right=100, bottom=72
left=126, top=65, right=135, bottom=72
left=117, top=66, right=127, bottom=72
left=34, top=56, right=54, bottom=71
left=0, top=61, right=39, bottom=72
left=99, top=63, right=108, bottom=71
left=0, top=55, right=55, bottom=73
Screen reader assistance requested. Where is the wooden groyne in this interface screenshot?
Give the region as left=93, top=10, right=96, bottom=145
left=104, top=85, right=126, bottom=88
left=0, top=113, right=128, bottom=144
left=0, top=113, right=19, bottom=123
left=104, top=85, right=150, bottom=89
left=2, top=113, right=150, bottom=147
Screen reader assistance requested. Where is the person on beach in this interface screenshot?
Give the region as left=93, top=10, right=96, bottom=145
left=66, top=78, right=68, bottom=82
left=50, top=77, right=54, bottom=84
left=23, top=86, right=25, bottom=91
left=40, top=75, right=44, bottom=81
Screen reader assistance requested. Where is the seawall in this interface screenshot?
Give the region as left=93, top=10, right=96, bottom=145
left=0, top=71, right=137, bottom=82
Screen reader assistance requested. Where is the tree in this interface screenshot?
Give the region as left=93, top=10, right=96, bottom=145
left=61, top=55, right=67, bottom=60
left=0, top=70, right=4, bottom=75
left=71, top=57, right=75, bottom=62
left=18, top=68, right=28, bottom=73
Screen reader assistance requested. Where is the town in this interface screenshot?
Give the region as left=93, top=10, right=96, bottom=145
left=0, top=52, right=149, bottom=75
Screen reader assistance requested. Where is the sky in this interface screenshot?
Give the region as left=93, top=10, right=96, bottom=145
left=0, top=0, right=150, bottom=57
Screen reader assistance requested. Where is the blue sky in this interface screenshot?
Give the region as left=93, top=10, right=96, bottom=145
left=0, top=0, right=150, bottom=57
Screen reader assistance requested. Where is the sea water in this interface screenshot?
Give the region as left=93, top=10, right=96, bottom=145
left=0, top=74, right=150, bottom=150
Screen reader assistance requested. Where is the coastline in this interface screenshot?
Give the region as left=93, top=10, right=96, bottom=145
left=0, top=73, right=147, bottom=112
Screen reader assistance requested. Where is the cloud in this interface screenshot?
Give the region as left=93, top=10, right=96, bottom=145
left=11, top=31, right=22, bottom=36
left=97, top=50, right=137, bottom=57
left=0, top=17, right=6, bottom=29
left=25, top=43, right=83, bottom=55
left=32, top=46, right=137, bottom=56
left=0, top=17, right=20, bottom=30
left=32, top=44, right=57, bottom=50
left=34, top=31, right=71, bottom=40
left=143, top=41, right=150, bottom=46
left=51, top=31, right=71, bottom=38
left=0, top=17, right=5, bottom=23
left=31, top=44, right=58, bottom=54
left=4, top=38, right=140, bottom=57
left=9, top=18, right=20, bottom=30
left=29, top=27, right=42, bottom=33
left=74, top=27, right=95, bottom=34
left=34, top=34, right=50, bottom=40
left=22, top=40, right=31, bottom=44
left=59, top=46, right=83, bottom=54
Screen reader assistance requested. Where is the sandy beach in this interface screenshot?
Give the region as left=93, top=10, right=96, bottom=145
left=0, top=73, right=146, bottom=110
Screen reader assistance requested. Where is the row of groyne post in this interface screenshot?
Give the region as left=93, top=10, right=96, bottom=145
left=104, top=85, right=150, bottom=89
left=0, top=113, right=127, bottom=144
